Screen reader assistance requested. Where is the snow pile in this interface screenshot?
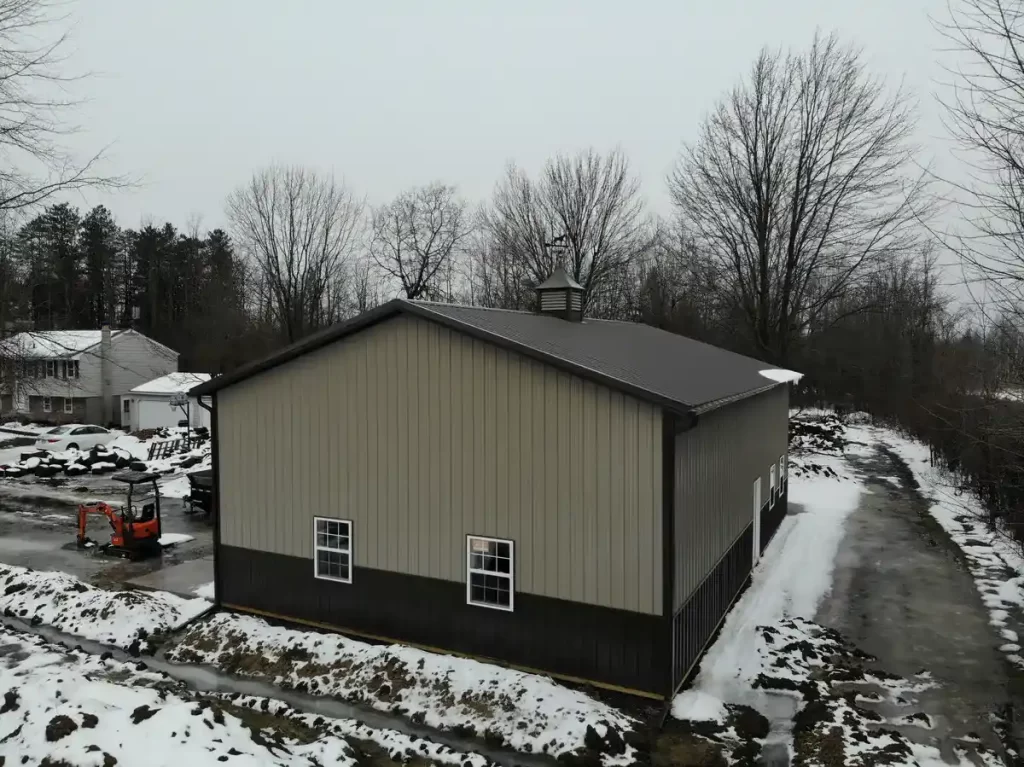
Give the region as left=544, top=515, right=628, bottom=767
left=0, top=444, right=134, bottom=477
left=168, top=612, right=641, bottom=765
left=158, top=533, right=194, bottom=546
left=789, top=410, right=847, bottom=455
left=0, top=627, right=495, bottom=767
left=759, top=368, right=803, bottom=383
left=0, top=563, right=209, bottom=654
left=193, top=581, right=215, bottom=600
left=881, top=430, right=1024, bottom=670
left=0, top=421, right=52, bottom=435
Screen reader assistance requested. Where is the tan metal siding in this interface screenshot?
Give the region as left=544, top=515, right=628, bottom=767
left=673, top=385, right=790, bottom=610
left=217, top=313, right=663, bottom=615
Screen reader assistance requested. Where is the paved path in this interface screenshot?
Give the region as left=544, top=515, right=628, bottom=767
left=816, top=443, right=1024, bottom=762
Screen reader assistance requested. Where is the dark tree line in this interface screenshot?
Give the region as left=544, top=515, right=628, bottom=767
left=0, top=202, right=255, bottom=372
left=0, top=0, right=1021, bottom=551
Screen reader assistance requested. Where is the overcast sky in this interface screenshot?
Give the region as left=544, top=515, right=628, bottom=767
left=65, top=0, right=945, bottom=231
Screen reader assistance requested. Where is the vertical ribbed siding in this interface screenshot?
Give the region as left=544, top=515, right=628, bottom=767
left=218, top=313, right=663, bottom=616
left=673, top=385, right=789, bottom=610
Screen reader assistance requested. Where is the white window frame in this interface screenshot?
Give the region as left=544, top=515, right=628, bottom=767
left=42, top=396, right=51, bottom=413
left=45, top=360, right=55, bottom=378
left=769, top=464, right=776, bottom=508
left=779, top=454, right=786, bottom=490
left=313, top=516, right=352, bottom=584
left=63, top=397, right=73, bottom=414
left=466, top=535, right=515, bottom=612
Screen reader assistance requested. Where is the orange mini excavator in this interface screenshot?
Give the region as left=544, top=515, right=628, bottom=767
left=77, top=472, right=163, bottom=560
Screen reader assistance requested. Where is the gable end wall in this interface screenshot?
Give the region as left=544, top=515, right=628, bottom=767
left=217, top=313, right=664, bottom=616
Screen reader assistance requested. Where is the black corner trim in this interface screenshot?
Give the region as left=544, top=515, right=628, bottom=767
left=211, top=391, right=222, bottom=608
left=662, top=410, right=677, bottom=697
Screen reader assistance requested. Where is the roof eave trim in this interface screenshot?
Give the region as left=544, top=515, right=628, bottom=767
left=691, top=381, right=786, bottom=416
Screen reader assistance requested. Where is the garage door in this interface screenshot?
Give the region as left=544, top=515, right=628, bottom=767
left=137, top=398, right=179, bottom=430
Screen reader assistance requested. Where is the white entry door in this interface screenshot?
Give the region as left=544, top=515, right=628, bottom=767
left=752, top=477, right=762, bottom=565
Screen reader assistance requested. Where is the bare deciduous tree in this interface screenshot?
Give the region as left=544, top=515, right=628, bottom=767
left=668, top=32, right=930, bottom=364
left=226, top=166, right=364, bottom=343
left=369, top=183, right=470, bottom=301
left=937, top=0, right=1024, bottom=322
left=0, top=0, right=123, bottom=210
left=477, top=148, right=653, bottom=315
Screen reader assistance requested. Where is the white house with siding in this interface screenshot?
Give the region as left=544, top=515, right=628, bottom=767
left=0, top=326, right=178, bottom=425
left=126, top=372, right=211, bottom=432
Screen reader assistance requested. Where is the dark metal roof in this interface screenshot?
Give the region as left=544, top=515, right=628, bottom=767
left=536, top=267, right=583, bottom=291
left=191, top=299, right=781, bottom=413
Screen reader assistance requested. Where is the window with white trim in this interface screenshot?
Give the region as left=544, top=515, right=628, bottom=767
left=769, top=464, right=776, bottom=507
left=780, top=454, right=787, bottom=489
left=467, top=535, right=514, bottom=611
left=314, top=517, right=352, bottom=583
left=63, top=397, right=73, bottom=414
left=42, top=396, right=51, bottom=412
left=45, top=360, right=55, bottom=378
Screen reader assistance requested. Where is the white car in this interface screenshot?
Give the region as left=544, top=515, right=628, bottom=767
left=35, top=424, right=114, bottom=452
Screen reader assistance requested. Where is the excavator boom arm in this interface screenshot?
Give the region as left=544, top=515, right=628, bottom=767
left=77, top=502, right=119, bottom=544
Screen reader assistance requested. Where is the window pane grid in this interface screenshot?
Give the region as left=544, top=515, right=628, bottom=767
left=467, top=536, right=513, bottom=610
left=314, top=517, right=352, bottom=583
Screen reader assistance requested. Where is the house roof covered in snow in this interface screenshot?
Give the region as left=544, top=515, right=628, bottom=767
left=0, top=330, right=125, bottom=358
left=0, top=328, right=178, bottom=360
left=191, top=300, right=791, bottom=414
left=131, top=372, right=211, bottom=395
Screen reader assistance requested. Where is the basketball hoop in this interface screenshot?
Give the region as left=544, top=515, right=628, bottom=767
left=169, top=393, right=188, bottom=408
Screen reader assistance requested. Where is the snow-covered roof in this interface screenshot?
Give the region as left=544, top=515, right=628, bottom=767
left=0, top=330, right=124, bottom=358
left=131, top=372, right=211, bottom=395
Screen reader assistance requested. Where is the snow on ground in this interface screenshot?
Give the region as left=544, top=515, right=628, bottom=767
left=160, top=473, right=193, bottom=499
left=0, top=563, right=209, bottom=654
left=880, top=428, right=1024, bottom=670
left=671, top=413, right=1007, bottom=766
left=0, top=626, right=494, bottom=767
left=193, top=581, right=215, bottom=600
left=0, top=421, right=52, bottom=435
left=672, top=417, right=867, bottom=719
left=158, top=533, right=195, bottom=546
left=168, top=612, right=641, bottom=766
left=751, top=618, right=1001, bottom=767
